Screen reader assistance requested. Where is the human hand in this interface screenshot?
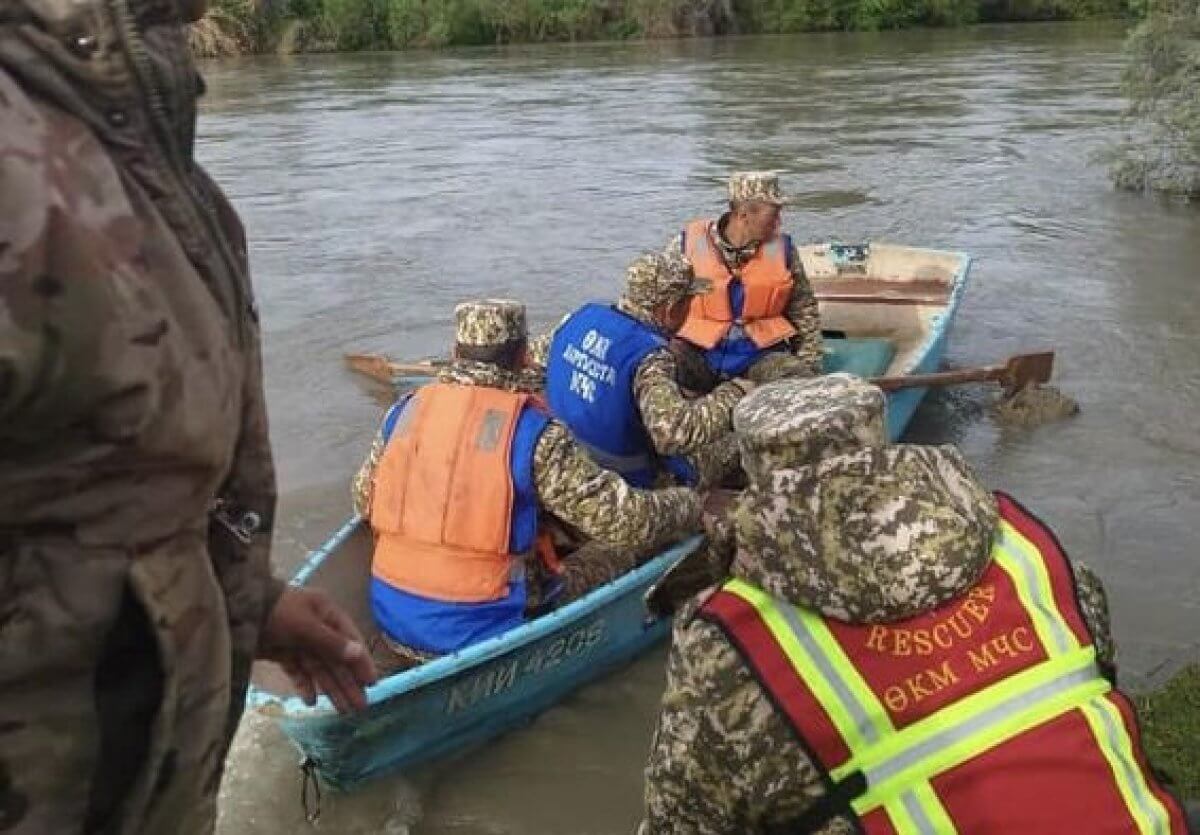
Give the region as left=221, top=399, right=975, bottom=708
left=668, top=338, right=721, bottom=394
left=258, top=587, right=379, bottom=714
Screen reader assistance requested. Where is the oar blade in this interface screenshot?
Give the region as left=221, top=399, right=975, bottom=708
left=344, top=353, right=398, bottom=385
left=1002, top=351, right=1055, bottom=394
left=344, top=352, right=449, bottom=385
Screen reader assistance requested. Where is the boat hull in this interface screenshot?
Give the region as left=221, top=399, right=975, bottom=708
left=250, top=534, right=693, bottom=789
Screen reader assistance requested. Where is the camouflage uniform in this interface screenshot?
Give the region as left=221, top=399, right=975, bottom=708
left=0, top=2, right=278, bottom=833
left=663, top=172, right=824, bottom=384
left=527, top=252, right=751, bottom=488
left=354, top=300, right=702, bottom=636
left=641, top=375, right=1118, bottom=834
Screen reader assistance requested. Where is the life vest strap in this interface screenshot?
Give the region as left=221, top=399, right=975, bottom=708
left=535, top=531, right=564, bottom=576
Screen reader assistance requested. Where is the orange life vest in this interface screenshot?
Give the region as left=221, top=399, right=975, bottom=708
left=699, top=492, right=1187, bottom=834
left=369, top=383, right=528, bottom=603
left=677, top=218, right=796, bottom=350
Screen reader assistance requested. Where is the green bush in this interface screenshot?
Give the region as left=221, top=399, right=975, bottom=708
left=192, top=0, right=1138, bottom=54
left=979, top=0, right=1129, bottom=22
left=1108, top=0, right=1200, bottom=196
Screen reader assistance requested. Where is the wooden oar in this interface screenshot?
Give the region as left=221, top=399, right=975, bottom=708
left=345, top=349, right=1057, bottom=398
left=871, top=351, right=1055, bottom=396
left=344, top=353, right=445, bottom=385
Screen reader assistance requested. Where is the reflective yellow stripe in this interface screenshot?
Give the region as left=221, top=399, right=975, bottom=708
left=993, top=521, right=1171, bottom=831
left=725, top=579, right=892, bottom=751
left=884, top=784, right=957, bottom=835
left=847, top=649, right=1108, bottom=813
left=909, top=784, right=956, bottom=833
left=794, top=604, right=893, bottom=742
left=993, top=520, right=1078, bottom=657
left=909, top=784, right=956, bottom=834
left=884, top=796, right=924, bottom=835
left=1079, top=698, right=1173, bottom=834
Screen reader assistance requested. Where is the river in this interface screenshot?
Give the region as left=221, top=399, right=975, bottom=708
left=198, top=22, right=1200, bottom=834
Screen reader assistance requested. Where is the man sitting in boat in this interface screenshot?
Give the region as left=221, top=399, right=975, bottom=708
left=663, top=171, right=824, bottom=386
left=352, top=299, right=703, bottom=662
left=641, top=374, right=1189, bottom=834
left=532, top=251, right=754, bottom=489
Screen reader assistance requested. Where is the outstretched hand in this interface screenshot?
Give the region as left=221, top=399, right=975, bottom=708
left=259, top=587, right=379, bottom=714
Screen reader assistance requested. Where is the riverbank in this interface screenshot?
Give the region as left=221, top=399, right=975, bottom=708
left=1106, top=0, right=1200, bottom=197
left=1138, top=664, right=1200, bottom=799
left=190, top=0, right=1133, bottom=55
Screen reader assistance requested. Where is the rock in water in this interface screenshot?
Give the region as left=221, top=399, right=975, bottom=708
left=993, top=384, right=1080, bottom=428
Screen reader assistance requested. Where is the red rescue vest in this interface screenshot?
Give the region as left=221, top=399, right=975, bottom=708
left=699, top=492, right=1186, bottom=834
left=677, top=218, right=796, bottom=350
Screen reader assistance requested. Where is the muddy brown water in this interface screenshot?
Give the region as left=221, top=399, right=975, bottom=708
left=200, top=22, right=1200, bottom=834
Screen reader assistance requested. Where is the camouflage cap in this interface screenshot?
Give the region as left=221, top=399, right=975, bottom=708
left=620, top=251, right=711, bottom=314
left=733, top=373, right=887, bottom=483
left=453, top=298, right=527, bottom=347
left=729, top=443, right=998, bottom=623
left=728, top=171, right=787, bottom=206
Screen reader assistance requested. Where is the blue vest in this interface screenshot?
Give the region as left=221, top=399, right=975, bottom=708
left=369, top=395, right=551, bottom=656
left=545, top=303, right=696, bottom=488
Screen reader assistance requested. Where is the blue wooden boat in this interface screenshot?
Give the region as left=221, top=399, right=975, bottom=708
left=246, top=241, right=970, bottom=790
left=805, top=241, right=972, bottom=439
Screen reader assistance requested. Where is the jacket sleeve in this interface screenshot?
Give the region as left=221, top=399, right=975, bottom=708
left=784, top=243, right=825, bottom=377
left=351, top=429, right=386, bottom=518
left=641, top=617, right=836, bottom=834
left=1072, top=561, right=1117, bottom=674
left=641, top=621, right=745, bottom=835
left=193, top=166, right=284, bottom=650
left=214, top=317, right=284, bottom=649
left=633, top=349, right=748, bottom=455
left=532, top=420, right=702, bottom=550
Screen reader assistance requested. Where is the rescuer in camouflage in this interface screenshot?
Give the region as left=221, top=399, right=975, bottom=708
left=354, top=299, right=703, bottom=658
left=663, top=171, right=825, bottom=386
left=527, top=252, right=752, bottom=488
left=640, top=375, right=1121, bottom=833
left=0, top=1, right=375, bottom=833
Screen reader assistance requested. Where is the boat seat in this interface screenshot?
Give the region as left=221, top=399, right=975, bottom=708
left=822, top=336, right=896, bottom=378
left=812, top=278, right=951, bottom=306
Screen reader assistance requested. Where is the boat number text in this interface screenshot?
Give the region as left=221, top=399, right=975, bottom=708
left=445, top=620, right=607, bottom=715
